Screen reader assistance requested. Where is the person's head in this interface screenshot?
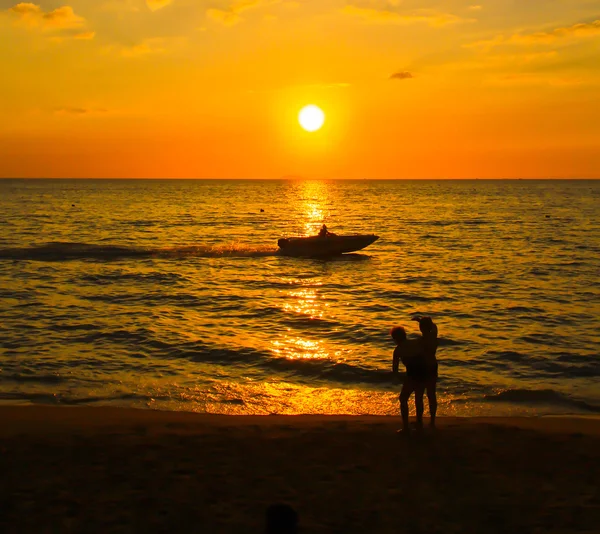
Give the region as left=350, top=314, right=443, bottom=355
left=418, top=316, right=434, bottom=334
left=265, top=504, right=298, bottom=534
left=390, top=326, right=407, bottom=344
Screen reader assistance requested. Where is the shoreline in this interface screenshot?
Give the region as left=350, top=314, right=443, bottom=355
left=2, top=405, right=599, bottom=533
left=1, top=404, right=600, bottom=435
left=0, top=404, right=600, bottom=432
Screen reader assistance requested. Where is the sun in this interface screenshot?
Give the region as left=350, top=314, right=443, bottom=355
left=298, top=105, right=325, bottom=132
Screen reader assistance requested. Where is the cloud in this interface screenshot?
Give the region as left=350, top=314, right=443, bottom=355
left=5, top=3, right=94, bottom=40
left=207, top=0, right=278, bottom=26
left=6, top=3, right=85, bottom=30
left=119, top=37, right=167, bottom=57
left=512, top=20, right=600, bottom=44
left=146, top=0, right=172, bottom=11
left=54, top=107, right=109, bottom=116
left=101, top=0, right=140, bottom=12
left=483, top=50, right=559, bottom=67
left=304, top=82, right=351, bottom=89
left=468, top=20, right=600, bottom=49
left=73, top=31, right=95, bottom=40
left=468, top=5, right=482, bottom=10
left=342, top=5, right=472, bottom=27
left=206, top=8, right=240, bottom=26
left=390, top=71, right=413, bottom=80
left=104, top=36, right=189, bottom=57
left=489, top=73, right=584, bottom=87
left=50, top=30, right=96, bottom=42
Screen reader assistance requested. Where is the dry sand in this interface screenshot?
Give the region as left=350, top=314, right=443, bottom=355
left=0, top=406, right=598, bottom=533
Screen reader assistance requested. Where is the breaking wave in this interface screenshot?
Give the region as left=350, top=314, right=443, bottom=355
left=483, top=388, right=600, bottom=413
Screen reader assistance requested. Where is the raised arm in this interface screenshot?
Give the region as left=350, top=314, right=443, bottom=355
left=422, top=320, right=439, bottom=363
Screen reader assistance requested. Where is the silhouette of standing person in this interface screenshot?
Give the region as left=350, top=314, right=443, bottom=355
left=391, top=316, right=439, bottom=433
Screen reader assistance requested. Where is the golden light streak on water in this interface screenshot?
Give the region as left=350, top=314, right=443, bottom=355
left=272, top=279, right=335, bottom=360
left=271, top=335, right=330, bottom=360
left=281, top=288, right=328, bottom=319
left=297, top=180, right=330, bottom=235
left=153, top=381, right=468, bottom=416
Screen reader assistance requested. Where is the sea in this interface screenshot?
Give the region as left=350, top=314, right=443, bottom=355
left=0, top=179, right=598, bottom=416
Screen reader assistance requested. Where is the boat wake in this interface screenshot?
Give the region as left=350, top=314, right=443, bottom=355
left=0, top=242, right=279, bottom=261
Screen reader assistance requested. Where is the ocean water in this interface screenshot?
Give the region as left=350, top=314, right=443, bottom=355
left=0, top=178, right=598, bottom=416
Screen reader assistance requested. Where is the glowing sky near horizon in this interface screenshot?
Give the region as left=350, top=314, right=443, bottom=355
left=0, top=0, right=599, bottom=178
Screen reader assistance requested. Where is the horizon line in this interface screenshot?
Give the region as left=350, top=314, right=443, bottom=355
left=1, top=177, right=599, bottom=181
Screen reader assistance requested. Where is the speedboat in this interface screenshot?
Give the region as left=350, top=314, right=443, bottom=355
left=277, top=234, right=379, bottom=257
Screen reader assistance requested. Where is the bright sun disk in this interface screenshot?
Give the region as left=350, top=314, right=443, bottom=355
left=298, top=105, right=325, bottom=132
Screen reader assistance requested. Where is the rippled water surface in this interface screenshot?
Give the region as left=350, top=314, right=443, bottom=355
left=0, top=179, right=598, bottom=415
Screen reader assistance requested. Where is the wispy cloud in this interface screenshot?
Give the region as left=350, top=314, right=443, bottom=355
left=6, top=3, right=85, bottom=29
left=303, top=82, right=351, bottom=89
left=5, top=3, right=94, bottom=40
left=101, top=0, right=141, bottom=12
left=469, top=20, right=600, bottom=49
left=117, top=37, right=168, bottom=57
left=50, top=30, right=95, bottom=43
left=54, top=107, right=109, bottom=116
left=206, top=8, right=240, bottom=26
left=342, top=5, right=472, bottom=26
left=486, top=50, right=559, bottom=66
left=512, top=20, right=600, bottom=44
left=390, top=71, right=413, bottom=80
left=489, top=73, right=584, bottom=87
left=104, top=36, right=187, bottom=58
left=207, top=0, right=279, bottom=26
left=246, top=81, right=351, bottom=94
left=146, top=0, right=173, bottom=12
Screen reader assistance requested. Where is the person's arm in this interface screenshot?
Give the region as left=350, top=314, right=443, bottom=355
left=392, top=346, right=401, bottom=374
left=424, top=323, right=438, bottom=363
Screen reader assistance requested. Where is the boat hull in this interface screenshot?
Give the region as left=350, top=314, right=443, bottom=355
left=277, top=234, right=379, bottom=257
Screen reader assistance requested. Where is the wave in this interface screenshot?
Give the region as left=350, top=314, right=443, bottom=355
left=80, top=272, right=186, bottom=285
left=428, top=219, right=491, bottom=227
left=2, top=372, right=66, bottom=385
left=483, top=350, right=599, bottom=378
left=0, top=390, right=164, bottom=405
left=483, top=388, right=600, bottom=413
left=0, top=241, right=279, bottom=261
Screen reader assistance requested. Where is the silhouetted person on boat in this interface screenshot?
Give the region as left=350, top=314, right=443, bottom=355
left=265, top=504, right=298, bottom=534
left=391, top=316, right=439, bottom=433
left=318, top=224, right=336, bottom=237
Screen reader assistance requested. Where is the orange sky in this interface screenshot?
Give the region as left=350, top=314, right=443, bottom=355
left=0, top=0, right=599, bottom=178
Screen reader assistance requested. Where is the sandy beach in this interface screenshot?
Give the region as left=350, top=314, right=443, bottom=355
left=0, top=406, right=598, bottom=533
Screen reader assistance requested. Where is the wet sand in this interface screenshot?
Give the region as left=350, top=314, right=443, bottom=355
left=1, top=406, right=598, bottom=533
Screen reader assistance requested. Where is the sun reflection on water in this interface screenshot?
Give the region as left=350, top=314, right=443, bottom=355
left=281, top=287, right=327, bottom=319
left=273, top=282, right=334, bottom=360
left=296, top=180, right=330, bottom=235
left=271, top=335, right=331, bottom=360
left=273, top=180, right=338, bottom=360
